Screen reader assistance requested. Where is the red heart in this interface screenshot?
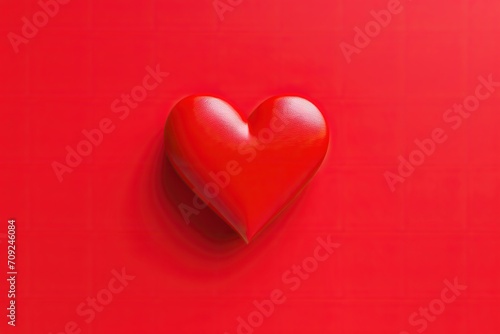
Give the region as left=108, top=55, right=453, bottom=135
left=164, top=96, right=329, bottom=242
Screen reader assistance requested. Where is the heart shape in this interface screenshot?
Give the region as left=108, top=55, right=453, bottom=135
left=164, top=96, right=329, bottom=243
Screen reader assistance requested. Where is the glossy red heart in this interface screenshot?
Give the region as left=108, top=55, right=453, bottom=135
left=164, top=96, right=329, bottom=243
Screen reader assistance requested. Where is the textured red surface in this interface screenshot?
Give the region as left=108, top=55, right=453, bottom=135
left=1, top=0, right=500, bottom=333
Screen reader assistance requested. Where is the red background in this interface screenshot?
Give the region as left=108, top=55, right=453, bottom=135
left=1, top=0, right=500, bottom=333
